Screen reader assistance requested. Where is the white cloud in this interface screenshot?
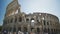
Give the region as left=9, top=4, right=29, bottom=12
left=18, top=0, right=60, bottom=20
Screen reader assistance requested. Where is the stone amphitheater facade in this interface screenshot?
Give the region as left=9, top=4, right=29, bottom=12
left=2, top=0, right=60, bottom=34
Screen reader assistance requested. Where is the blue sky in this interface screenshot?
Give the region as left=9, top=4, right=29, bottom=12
left=0, top=0, right=60, bottom=25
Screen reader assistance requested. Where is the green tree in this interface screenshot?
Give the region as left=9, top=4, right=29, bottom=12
left=0, top=26, right=2, bottom=31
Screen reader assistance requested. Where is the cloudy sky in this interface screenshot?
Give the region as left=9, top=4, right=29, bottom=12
left=0, top=0, right=60, bottom=25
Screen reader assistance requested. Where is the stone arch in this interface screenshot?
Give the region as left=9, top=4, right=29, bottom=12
left=37, top=27, right=40, bottom=32
left=31, top=27, right=34, bottom=32
left=13, top=26, right=16, bottom=32
left=10, top=18, right=13, bottom=23
left=9, top=27, right=12, bottom=32
left=19, top=16, right=22, bottom=22
left=23, top=27, right=27, bottom=32
left=26, top=18, right=29, bottom=22
left=18, top=27, right=21, bottom=31
left=31, top=18, right=34, bottom=20
left=15, top=17, right=17, bottom=22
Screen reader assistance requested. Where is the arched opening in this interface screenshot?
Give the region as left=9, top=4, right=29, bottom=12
left=48, top=28, right=50, bottom=34
left=37, top=28, right=40, bottom=32
left=13, top=27, right=16, bottom=32
left=44, top=28, right=48, bottom=33
left=15, top=17, right=17, bottom=22
left=31, top=18, right=35, bottom=27
left=43, top=20, right=46, bottom=25
left=10, top=18, right=13, bottom=23
left=19, top=17, right=22, bottom=22
left=9, top=27, right=12, bottom=32
left=31, top=18, right=34, bottom=23
left=23, top=27, right=27, bottom=32
left=18, top=27, right=21, bottom=31
left=26, top=18, right=29, bottom=22
left=31, top=27, right=34, bottom=32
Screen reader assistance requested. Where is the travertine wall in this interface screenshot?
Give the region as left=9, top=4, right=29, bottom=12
left=3, top=0, right=60, bottom=34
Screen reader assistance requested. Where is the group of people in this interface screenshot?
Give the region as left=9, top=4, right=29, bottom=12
left=2, top=30, right=24, bottom=34
left=2, top=30, right=44, bottom=34
left=2, top=31, right=40, bottom=34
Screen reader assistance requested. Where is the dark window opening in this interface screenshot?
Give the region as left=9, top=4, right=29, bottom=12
left=54, top=29, right=55, bottom=32
left=37, top=28, right=40, bottom=32
left=44, top=28, right=47, bottom=32
left=37, top=20, right=40, bottom=23
left=43, top=20, right=46, bottom=25
left=26, top=18, right=29, bottom=22
left=9, top=27, right=12, bottom=32
left=31, top=28, right=34, bottom=31
left=18, top=27, right=21, bottom=31
left=24, top=27, right=27, bottom=32
left=19, top=17, right=22, bottom=22
left=11, top=18, right=13, bottom=23
left=31, top=18, right=34, bottom=20
left=15, top=18, right=17, bottom=22
left=47, top=22, right=49, bottom=25
left=7, top=19, right=9, bottom=23
left=13, top=27, right=16, bottom=32
left=48, top=28, right=50, bottom=32
left=51, top=29, right=53, bottom=32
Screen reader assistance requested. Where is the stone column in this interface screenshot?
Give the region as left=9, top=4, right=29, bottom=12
left=35, top=26, right=37, bottom=33
left=28, top=24, right=30, bottom=32
left=41, top=19, right=44, bottom=34
left=15, top=23, right=18, bottom=34
left=11, top=16, right=15, bottom=34
left=21, top=25, right=23, bottom=32
left=16, top=16, right=19, bottom=33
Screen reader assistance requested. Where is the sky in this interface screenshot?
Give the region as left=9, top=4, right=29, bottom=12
left=0, top=0, right=60, bottom=25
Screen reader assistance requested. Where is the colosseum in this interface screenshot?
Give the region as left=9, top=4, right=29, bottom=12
left=2, top=0, right=60, bottom=34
